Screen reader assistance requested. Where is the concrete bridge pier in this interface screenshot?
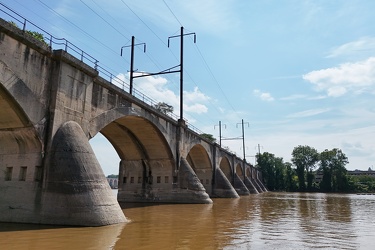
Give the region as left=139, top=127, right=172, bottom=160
left=233, top=173, right=250, bottom=195
left=244, top=177, right=259, bottom=194
left=257, top=179, right=268, bottom=192
left=117, top=157, right=212, bottom=204
left=211, top=167, right=239, bottom=198
left=41, top=121, right=127, bottom=226
left=176, top=158, right=212, bottom=203
left=251, top=177, right=263, bottom=193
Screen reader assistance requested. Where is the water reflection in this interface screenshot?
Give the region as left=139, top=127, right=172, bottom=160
left=1, top=193, right=375, bottom=249
left=0, top=223, right=125, bottom=249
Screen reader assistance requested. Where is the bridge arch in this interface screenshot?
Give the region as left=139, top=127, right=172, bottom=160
left=0, top=84, right=43, bottom=195
left=187, top=144, right=213, bottom=194
left=99, top=115, right=176, bottom=202
left=219, top=156, right=233, bottom=184
left=236, top=163, right=244, bottom=180
left=89, top=106, right=173, bottom=141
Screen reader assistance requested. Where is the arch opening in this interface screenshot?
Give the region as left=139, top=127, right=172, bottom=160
left=219, top=157, right=232, bottom=183
left=236, top=164, right=244, bottom=180
left=0, top=85, right=42, bottom=185
left=186, top=144, right=213, bottom=194
left=92, top=115, right=175, bottom=203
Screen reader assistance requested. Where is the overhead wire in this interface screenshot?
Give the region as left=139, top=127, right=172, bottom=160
left=118, top=0, right=180, bottom=93
left=79, top=0, right=129, bottom=39
left=162, top=0, right=241, bottom=125
left=35, top=0, right=132, bottom=76
left=161, top=1, right=223, bottom=127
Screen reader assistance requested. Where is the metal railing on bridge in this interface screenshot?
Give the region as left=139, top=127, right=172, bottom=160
left=0, top=2, right=204, bottom=135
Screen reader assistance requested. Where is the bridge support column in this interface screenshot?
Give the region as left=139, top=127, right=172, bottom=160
left=256, top=178, right=267, bottom=192
left=41, top=121, right=127, bottom=226
left=176, top=158, right=212, bottom=204
left=211, top=167, right=239, bottom=198
left=233, top=174, right=250, bottom=196
left=250, top=177, right=263, bottom=193
left=244, top=177, right=259, bottom=194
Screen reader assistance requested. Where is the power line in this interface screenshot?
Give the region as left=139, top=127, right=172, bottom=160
left=119, top=0, right=168, bottom=48
left=90, top=0, right=133, bottom=36
left=160, top=0, right=240, bottom=120
left=118, top=0, right=180, bottom=90
left=35, top=0, right=131, bottom=67
left=163, top=0, right=183, bottom=27
left=192, top=42, right=241, bottom=119
left=80, top=0, right=129, bottom=39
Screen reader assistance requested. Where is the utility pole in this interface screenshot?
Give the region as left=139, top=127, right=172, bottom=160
left=168, top=27, right=196, bottom=121
left=236, top=119, right=249, bottom=161
left=120, top=36, right=146, bottom=95
left=214, top=121, right=226, bottom=147
left=128, top=27, right=196, bottom=171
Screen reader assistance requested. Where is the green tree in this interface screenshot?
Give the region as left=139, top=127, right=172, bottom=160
left=274, top=157, right=286, bottom=190
left=257, top=152, right=276, bottom=190
left=284, top=162, right=298, bottom=191
left=8, top=21, right=47, bottom=44
left=257, top=152, right=289, bottom=191
left=319, top=148, right=349, bottom=192
left=200, top=133, right=216, bottom=143
left=291, top=145, right=319, bottom=191
left=154, top=102, right=173, bottom=114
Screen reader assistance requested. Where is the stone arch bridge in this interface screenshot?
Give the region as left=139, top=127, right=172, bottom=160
left=0, top=20, right=266, bottom=226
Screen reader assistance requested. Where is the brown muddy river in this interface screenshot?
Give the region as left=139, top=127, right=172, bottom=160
left=1, top=192, right=374, bottom=249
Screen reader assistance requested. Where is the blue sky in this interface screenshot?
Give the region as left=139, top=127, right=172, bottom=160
left=2, top=0, right=375, bottom=175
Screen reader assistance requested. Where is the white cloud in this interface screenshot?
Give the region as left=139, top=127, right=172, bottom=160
left=287, top=108, right=331, bottom=119
left=117, top=73, right=209, bottom=116
left=280, top=94, right=307, bottom=101
left=303, top=57, right=375, bottom=97
left=184, top=87, right=210, bottom=103
left=327, top=37, right=375, bottom=58
left=253, top=89, right=274, bottom=101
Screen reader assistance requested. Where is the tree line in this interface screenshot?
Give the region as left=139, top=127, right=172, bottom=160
left=257, top=145, right=375, bottom=193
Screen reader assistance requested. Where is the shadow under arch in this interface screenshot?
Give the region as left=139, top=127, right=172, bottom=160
left=187, top=144, right=213, bottom=195
left=0, top=83, right=44, bottom=224
left=235, top=163, right=244, bottom=180
left=100, top=115, right=175, bottom=203
left=219, top=156, right=233, bottom=184
left=0, top=82, right=43, bottom=173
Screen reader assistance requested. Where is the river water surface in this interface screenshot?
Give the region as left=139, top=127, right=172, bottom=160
left=1, top=192, right=374, bottom=249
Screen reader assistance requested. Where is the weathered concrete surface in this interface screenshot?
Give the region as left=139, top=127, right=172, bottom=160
left=41, top=121, right=126, bottom=226
left=244, top=177, right=259, bottom=194
left=256, top=179, right=268, bottom=192
left=233, top=173, right=250, bottom=196
left=211, top=167, right=239, bottom=198
left=177, top=158, right=212, bottom=203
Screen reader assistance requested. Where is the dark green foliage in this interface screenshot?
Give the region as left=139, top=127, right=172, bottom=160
left=256, top=152, right=293, bottom=191
left=154, top=102, right=173, bottom=114
left=349, top=175, right=375, bottom=193
left=256, top=145, right=365, bottom=193
left=291, top=145, right=319, bottom=191
left=7, top=20, right=47, bottom=45
left=285, top=162, right=298, bottom=191
left=319, top=148, right=349, bottom=192
left=200, top=133, right=216, bottom=143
